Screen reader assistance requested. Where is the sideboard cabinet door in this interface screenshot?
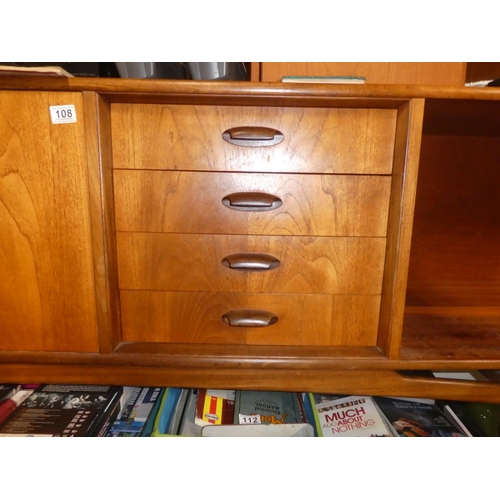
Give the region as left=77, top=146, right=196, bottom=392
left=0, top=91, right=98, bottom=352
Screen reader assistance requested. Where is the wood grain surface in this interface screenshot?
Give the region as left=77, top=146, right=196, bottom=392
left=111, top=104, right=396, bottom=174
left=114, top=170, right=392, bottom=237
left=0, top=91, right=98, bottom=352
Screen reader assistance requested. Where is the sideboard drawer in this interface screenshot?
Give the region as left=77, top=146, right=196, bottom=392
left=114, top=170, right=391, bottom=237
left=111, top=104, right=397, bottom=174
left=116, top=232, right=386, bottom=295
left=120, top=290, right=381, bottom=347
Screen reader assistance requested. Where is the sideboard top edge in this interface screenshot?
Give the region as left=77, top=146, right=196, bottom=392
left=1, top=76, right=500, bottom=101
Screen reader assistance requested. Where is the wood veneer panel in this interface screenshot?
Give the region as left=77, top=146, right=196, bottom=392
left=0, top=91, right=98, bottom=352
left=407, top=135, right=500, bottom=307
left=120, top=290, right=381, bottom=347
left=378, top=99, right=425, bottom=358
left=82, top=92, right=122, bottom=352
left=260, top=62, right=467, bottom=85
left=114, top=171, right=391, bottom=237
left=117, top=233, right=386, bottom=295
left=110, top=104, right=396, bottom=174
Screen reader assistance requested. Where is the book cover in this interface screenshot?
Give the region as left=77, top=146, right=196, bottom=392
left=441, top=404, right=474, bottom=437
left=0, top=389, right=35, bottom=426
left=106, top=387, right=162, bottom=436
left=310, top=394, right=394, bottom=437
left=91, top=392, right=124, bottom=437
left=0, top=384, right=21, bottom=401
left=128, top=387, right=162, bottom=423
left=119, top=386, right=143, bottom=422
left=233, top=391, right=306, bottom=425
left=438, top=400, right=500, bottom=437
left=374, top=397, right=467, bottom=437
left=195, top=389, right=235, bottom=426
left=150, top=387, right=189, bottom=437
left=0, top=384, right=122, bottom=437
left=139, top=388, right=166, bottom=437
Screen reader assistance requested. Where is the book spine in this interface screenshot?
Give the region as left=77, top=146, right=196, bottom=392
left=308, top=393, right=324, bottom=437
left=92, top=395, right=123, bottom=437
left=127, top=387, right=149, bottom=423
left=134, top=387, right=162, bottom=423
left=120, top=387, right=142, bottom=422
left=140, top=388, right=165, bottom=437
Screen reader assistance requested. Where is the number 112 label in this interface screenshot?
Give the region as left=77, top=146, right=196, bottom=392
left=238, top=414, right=262, bottom=425
left=50, top=105, right=77, bottom=124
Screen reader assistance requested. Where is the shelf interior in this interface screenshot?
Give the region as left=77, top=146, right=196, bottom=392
left=402, top=99, right=500, bottom=361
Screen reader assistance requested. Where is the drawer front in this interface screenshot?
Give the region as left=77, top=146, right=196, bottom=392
left=111, top=104, right=396, bottom=174
left=120, top=290, right=381, bottom=347
left=114, top=170, right=391, bottom=237
left=117, top=232, right=386, bottom=295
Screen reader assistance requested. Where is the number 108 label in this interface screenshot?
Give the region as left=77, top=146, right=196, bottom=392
left=50, top=105, right=77, bottom=124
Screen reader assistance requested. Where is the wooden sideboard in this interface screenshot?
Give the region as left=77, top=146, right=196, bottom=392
left=1, top=77, right=499, bottom=402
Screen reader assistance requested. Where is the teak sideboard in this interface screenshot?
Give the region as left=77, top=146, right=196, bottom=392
left=1, top=77, right=499, bottom=403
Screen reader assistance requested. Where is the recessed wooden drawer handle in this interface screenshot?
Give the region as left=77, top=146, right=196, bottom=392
left=222, top=192, right=282, bottom=211
left=222, top=253, right=280, bottom=271
left=222, top=126, right=284, bottom=146
left=222, top=309, right=278, bottom=327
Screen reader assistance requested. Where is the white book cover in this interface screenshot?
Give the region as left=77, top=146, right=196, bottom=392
left=314, top=395, right=393, bottom=437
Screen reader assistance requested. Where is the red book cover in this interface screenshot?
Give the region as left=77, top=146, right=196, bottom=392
left=194, top=389, right=235, bottom=426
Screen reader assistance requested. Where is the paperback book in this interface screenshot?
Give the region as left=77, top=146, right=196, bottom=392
left=373, top=397, right=467, bottom=437
left=309, top=394, right=394, bottom=437
left=0, top=384, right=21, bottom=402
left=195, top=389, right=235, bottom=426
left=0, top=384, right=122, bottom=437
left=233, top=391, right=306, bottom=425
left=106, top=386, right=163, bottom=436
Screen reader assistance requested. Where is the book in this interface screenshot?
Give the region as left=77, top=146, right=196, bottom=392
left=374, top=396, right=468, bottom=437
left=280, top=75, right=365, bottom=84
left=178, top=389, right=203, bottom=437
left=127, top=387, right=162, bottom=423
left=438, top=400, right=500, bottom=437
left=0, top=389, right=35, bottom=425
left=91, top=391, right=124, bottom=437
left=233, top=391, right=307, bottom=425
left=194, top=389, right=235, bottom=426
left=440, top=403, right=474, bottom=437
left=106, top=386, right=163, bottom=436
left=150, top=387, right=189, bottom=437
left=166, top=389, right=189, bottom=435
left=0, top=384, right=21, bottom=402
left=309, top=394, right=394, bottom=437
left=139, top=389, right=166, bottom=437
left=133, top=387, right=163, bottom=423
left=118, top=386, right=143, bottom=422
left=0, top=384, right=122, bottom=437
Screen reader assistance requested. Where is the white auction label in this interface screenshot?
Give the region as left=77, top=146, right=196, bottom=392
left=50, top=105, right=77, bottom=124
left=238, top=414, right=262, bottom=425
